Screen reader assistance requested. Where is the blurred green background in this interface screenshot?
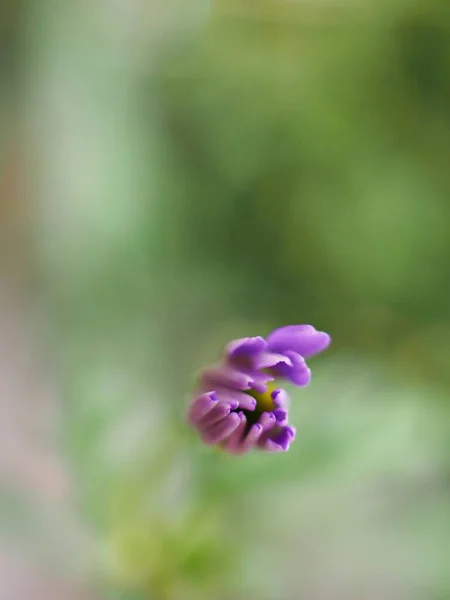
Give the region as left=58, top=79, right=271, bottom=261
left=1, top=1, right=450, bottom=599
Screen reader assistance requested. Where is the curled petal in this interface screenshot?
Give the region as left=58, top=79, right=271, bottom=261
left=221, top=412, right=247, bottom=453
left=259, top=425, right=296, bottom=452
left=267, top=351, right=311, bottom=386
left=273, top=425, right=296, bottom=450
left=215, top=389, right=257, bottom=412
left=258, top=411, right=277, bottom=432
left=186, top=392, right=218, bottom=425
left=237, top=423, right=264, bottom=454
left=252, top=352, right=292, bottom=370
left=262, top=439, right=284, bottom=452
left=271, top=388, right=290, bottom=409
left=226, top=336, right=267, bottom=359
left=273, top=408, right=288, bottom=426
left=198, top=402, right=234, bottom=428
left=199, top=366, right=254, bottom=391
left=202, top=413, right=241, bottom=445
left=286, top=352, right=311, bottom=386
left=267, top=325, right=331, bottom=358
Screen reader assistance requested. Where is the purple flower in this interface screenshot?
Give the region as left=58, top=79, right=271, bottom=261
left=186, top=325, right=331, bottom=455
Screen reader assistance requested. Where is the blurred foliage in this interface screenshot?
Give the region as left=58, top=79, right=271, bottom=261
left=2, top=0, right=449, bottom=599
left=156, top=0, right=450, bottom=388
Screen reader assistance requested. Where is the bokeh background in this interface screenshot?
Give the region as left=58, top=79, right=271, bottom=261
left=1, top=1, right=450, bottom=599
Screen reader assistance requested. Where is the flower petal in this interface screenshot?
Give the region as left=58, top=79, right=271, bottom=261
left=267, top=351, right=310, bottom=386
left=273, top=408, right=288, bottom=425
left=259, top=425, right=296, bottom=452
left=258, top=411, right=277, bottom=432
left=272, top=425, right=296, bottom=451
left=238, top=423, right=264, bottom=454
left=252, top=352, right=292, bottom=370
left=270, top=388, right=290, bottom=408
left=267, top=325, right=331, bottom=358
left=221, top=412, right=247, bottom=453
left=186, top=392, right=218, bottom=425
left=198, top=402, right=234, bottom=428
left=199, top=365, right=254, bottom=391
left=226, top=336, right=267, bottom=359
left=202, top=413, right=241, bottom=445
left=262, top=439, right=284, bottom=452
left=215, top=389, right=257, bottom=411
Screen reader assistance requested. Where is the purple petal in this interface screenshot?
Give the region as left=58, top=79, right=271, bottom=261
left=271, top=388, right=290, bottom=408
left=267, top=325, right=331, bottom=358
left=284, top=351, right=312, bottom=386
left=237, top=423, right=264, bottom=454
left=271, top=425, right=296, bottom=450
left=252, top=352, right=292, bottom=370
left=273, top=408, right=288, bottom=425
left=215, top=389, right=256, bottom=411
left=199, top=365, right=253, bottom=391
left=226, top=336, right=267, bottom=359
left=258, top=412, right=277, bottom=432
left=198, top=403, right=233, bottom=428
left=286, top=352, right=311, bottom=386
left=262, top=439, right=284, bottom=452
left=186, top=392, right=218, bottom=425
left=259, top=425, right=296, bottom=452
left=221, top=412, right=247, bottom=453
left=202, top=413, right=241, bottom=445
left=267, top=351, right=311, bottom=386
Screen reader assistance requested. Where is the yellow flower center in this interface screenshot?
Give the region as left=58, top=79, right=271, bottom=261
left=246, top=382, right=277, bottom=414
